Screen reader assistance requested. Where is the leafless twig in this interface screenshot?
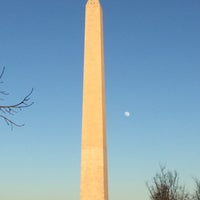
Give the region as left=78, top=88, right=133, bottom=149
left=147, top=166, right=189, bottom=200
left=0, top=67, right=33, bottom=129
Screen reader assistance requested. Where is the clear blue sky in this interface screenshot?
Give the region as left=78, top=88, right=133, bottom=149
left=0, top=0, right=200, bottom=199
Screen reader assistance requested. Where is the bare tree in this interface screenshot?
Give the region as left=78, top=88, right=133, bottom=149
left=147, top=166, right=190, bottom=200
left=0, top=67, right=33, bottom=129
left=193, top=179, right=200, bottom=200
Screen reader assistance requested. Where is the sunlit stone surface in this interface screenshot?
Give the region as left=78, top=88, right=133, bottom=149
left=80, top=0, right=108, bottom=200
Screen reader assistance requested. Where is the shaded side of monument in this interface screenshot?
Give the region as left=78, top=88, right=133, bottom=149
left=80, top=0, right=108, bottom=200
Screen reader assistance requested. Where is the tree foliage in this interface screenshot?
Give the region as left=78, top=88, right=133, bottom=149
left=0, top=67, right=33, bottom=129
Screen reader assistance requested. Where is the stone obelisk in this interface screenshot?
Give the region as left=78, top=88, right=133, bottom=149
left=80, top=0, right=108, bottom=200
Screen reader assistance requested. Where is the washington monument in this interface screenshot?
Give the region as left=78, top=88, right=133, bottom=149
left=80, top=0, right=108, bottom=200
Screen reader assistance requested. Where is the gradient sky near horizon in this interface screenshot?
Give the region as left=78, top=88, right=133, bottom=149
left=0, top=0, right=200, bottom=199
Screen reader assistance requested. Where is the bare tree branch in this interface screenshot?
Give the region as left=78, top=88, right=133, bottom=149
left=147, top=166, right=190, bottom=200
left=0, top=88, right=34, bottom=110
left=0, top=67, right=33, bottom=129
left=0, top=66, right=5, bottom=80
left=193, top=178, right=200, bottom=200
left=0, top=114, right=24, bottom=130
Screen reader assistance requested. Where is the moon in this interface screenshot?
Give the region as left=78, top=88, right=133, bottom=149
left=124, top=111, right=130, bottom=117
